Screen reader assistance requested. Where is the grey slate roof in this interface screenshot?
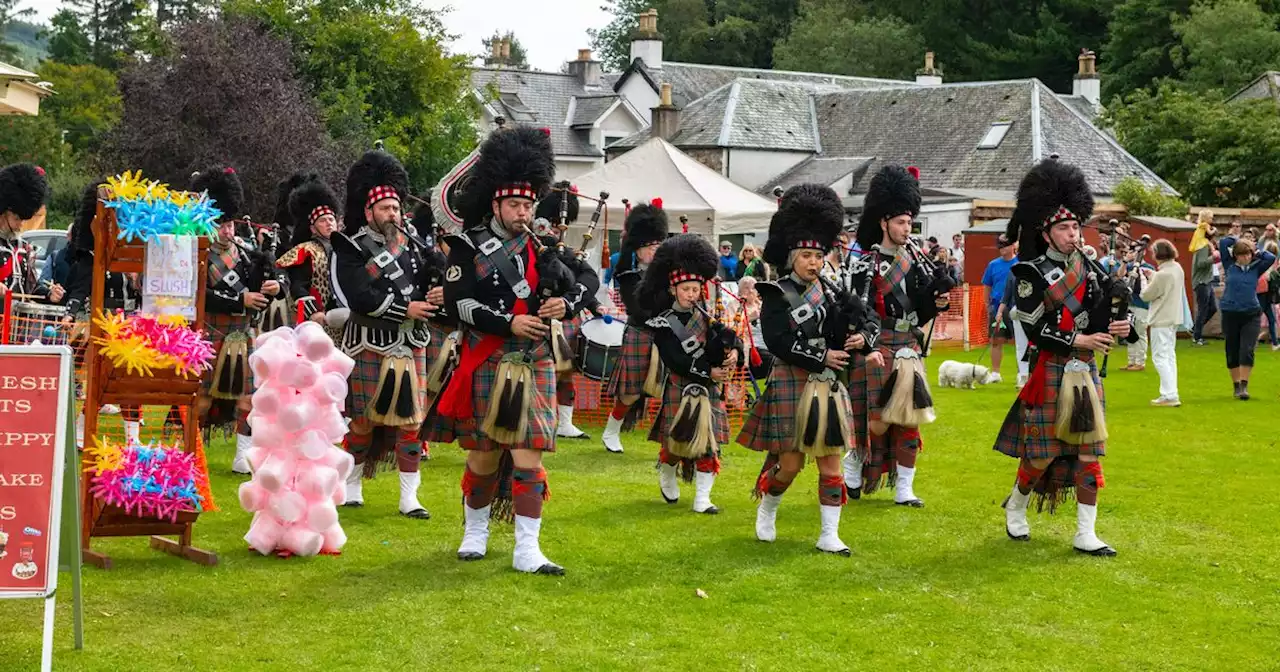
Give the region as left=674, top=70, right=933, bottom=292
left=1057, top=94, right=1100, bottom=120
left=756, top=156, right=874, bottom=196
left=470, top=67, right=604, bottom=158
left=815, top=79, right=1173, bottom=195
left=1227, top=71, right=1280, bottom=105
left=612, top=79, right=831, bottom=151
left=570, top=95, right=620, bottom=127
left=609, top=60, right=914, bottom=108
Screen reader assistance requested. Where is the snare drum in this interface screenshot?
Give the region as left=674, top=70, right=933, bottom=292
left=9, top=300, right=69, bottom=346
left=576, top=316, right=626, bottom=381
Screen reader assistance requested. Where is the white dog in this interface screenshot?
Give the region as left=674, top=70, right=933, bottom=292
left=937, top=360, right=991, bottom=389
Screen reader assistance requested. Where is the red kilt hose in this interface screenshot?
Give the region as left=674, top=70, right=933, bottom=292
left=857, top=329, right=923, bottom=493
left=608, top=321, right=656, bottom=402
left=647, top=371, right=730, bottom=451
left=431, top=332, right=557, bottom=452
left=200, top=311, right=255, bottom=394
left=346, top=345, right=429, bottom=423
left=737, top=361, right=855, bottom=454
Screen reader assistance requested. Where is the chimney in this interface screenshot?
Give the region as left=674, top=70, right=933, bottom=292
left=650, top=83, right=681, bottom=141
left=915, top=51, right=942, bottom=86
left=630, top=8, right=664, bottom=70
left=484, top=34, right=505, bottom=66
left=501, top=37, right=511, bottom=62
left=1073, top=48, right=1101, bottom=106
left=568, top=48, right=602, bottom=88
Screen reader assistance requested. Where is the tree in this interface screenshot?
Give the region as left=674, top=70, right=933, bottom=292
left=156, top=0, right=208, bottom=28
left=38, top=61, right=122, bottom=153
left=774, top=1, right=926, bottom=79
left=1173, top=0, right=1280, bottom=95
left=62, top=0, right=144, bottom=69
left=102, top=16, right=353, bottom=218
left=1112, top=176, right=1189, bottom=216
left=481, top=31, right=529, bottom=69
left=44, top=9, right=93, bottom=65
left=225, top=0, right=478, bottom=194
left=0, top=0, right=34, bottom=61
left=1107, top=84, right=1280, bottom=207
left=1102, top=0, right=1192, bottom=102
left=590, top=0, right=800, bottom=71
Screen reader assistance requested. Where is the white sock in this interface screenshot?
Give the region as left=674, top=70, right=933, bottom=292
left=398, top=470, right=424, bottom=514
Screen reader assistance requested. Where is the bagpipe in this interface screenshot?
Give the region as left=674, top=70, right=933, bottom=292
left=856, top=242, right=935, bottom=429
left=1093, top=219, right=1150, bottom=378
left=667, top=291, right=738, bottom=460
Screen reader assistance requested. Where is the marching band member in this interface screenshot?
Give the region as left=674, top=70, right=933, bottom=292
left=0, top=163, right=51, bottom=312
left=331, top=151, right=439, bottom=519
left=276, top=175, right=343, bottom=340
left=639, top=234, right=742, bottom=514
left=601, top=201, right=669, bottom=453
left=433, top=126, right=597, bottom=575
left=994, top=159, right=1135, bottom=556
left=738, top=184, right=880, bottom=555
left=193, top=166, right=285, bottom=473
left=845, top=166, right=951, bottom=507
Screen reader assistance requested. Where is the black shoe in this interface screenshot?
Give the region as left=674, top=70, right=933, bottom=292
left=400, top=508, right=431, bottom=520
left=895, top=499, right=925, bottom=508
left=846, top=485, right=862, bottom=501
left=1074, top=545, right=1117, bottom=557
left=457, top=551, right=485, bottom=561
left=534, top=562, right=566, bottom=576
left=341, top=501, right=364, bottom=508
left=1233, top=381, right=1243, bottom=398
left=695, top=505, right=720, bottom=515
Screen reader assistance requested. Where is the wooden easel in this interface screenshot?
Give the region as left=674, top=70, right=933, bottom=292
left=79, top=189, right=218, bottom=568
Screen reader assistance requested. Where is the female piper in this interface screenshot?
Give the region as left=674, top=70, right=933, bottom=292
left=737, top=184, right=881, bottom=555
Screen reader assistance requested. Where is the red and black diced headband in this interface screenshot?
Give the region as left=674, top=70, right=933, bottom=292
left=309, top=206, right=334, bottom=226
left=366, top=185, right=400, bottom=209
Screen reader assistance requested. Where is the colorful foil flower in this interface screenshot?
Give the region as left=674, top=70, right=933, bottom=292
left=92, top=310, right=215, bottom=377
left=103, top=171, right=221, bottom=242
left=87, top=437, right=205, bottom=523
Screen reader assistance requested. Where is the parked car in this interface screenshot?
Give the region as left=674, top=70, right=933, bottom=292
left=18, top=229, right=69, bottom=278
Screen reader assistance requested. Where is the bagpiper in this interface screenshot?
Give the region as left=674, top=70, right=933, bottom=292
left=640, top=234, right=742, bottom=514
left=331, top=151, right=440, bottom=520
left=600, top=201, right=669, bottom=453
left=994, top=158, right=1134, bottom=556
left=845, top=166, right=952, bottom=507
left=737, top=184, right=879, bottom=555
left=0, top=163, right=51, bottom=314
left=192, top=166, right=286, bottom=473
left=276, top=175, right=343, bottom=341
left=433, top=126, right=598, bottom=575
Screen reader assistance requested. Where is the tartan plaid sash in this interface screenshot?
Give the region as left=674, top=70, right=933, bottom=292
left=874, top=248, right=914, bottom=317
left=356, top=230, right=413, bottom=300
left=475, top=230, right=532, bottom=281
left=666, top=307, right=708, bottom=357
left=780, top=277, right=825, bottom=337
left=208, top=245, right=246, bottom=294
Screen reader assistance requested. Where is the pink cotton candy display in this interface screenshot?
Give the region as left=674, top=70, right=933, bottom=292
left=241, top=322, right=350, bottom=557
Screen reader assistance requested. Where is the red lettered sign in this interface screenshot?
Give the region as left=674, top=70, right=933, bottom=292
left=0, top=349, right=70, bottom=598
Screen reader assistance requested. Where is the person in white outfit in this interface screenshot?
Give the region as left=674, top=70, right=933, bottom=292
left=1140, top=239, right=1185, bottom=407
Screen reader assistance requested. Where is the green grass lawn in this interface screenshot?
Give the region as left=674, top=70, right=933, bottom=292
left=4, top=342, right=1280, bottom=670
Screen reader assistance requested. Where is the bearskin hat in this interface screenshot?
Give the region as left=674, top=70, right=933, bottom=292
left=69, top=180, right=105, bottom=254
left=191, top=166, right=245, bottom=222
left=763, top=183, right=845, bottom=268
left=457, top=126, right=556, bottom=229
left=635, top=233, right=718, bottom=320
left=0, top=163, right=49, bottom=221
left=856, top=165, right=921, bottom=251
left=273, top=172, right=315, bottom=228
left=342, top=151, right=409, bottom=234
left=535, top=182, right=580, bottom=225
left=288, top=177, right=340, bottom=248
left=621, top=202, right=669, bottom=252
left=1006, top=159, right=1094, bottom=261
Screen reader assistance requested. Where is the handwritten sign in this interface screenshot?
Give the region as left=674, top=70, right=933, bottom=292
left=0, top=349, right=70, bottom=599
left=143, top=235, right=197, bottom=320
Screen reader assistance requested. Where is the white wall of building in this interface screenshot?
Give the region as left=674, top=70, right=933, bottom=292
left=617, top=76, right=660, bottom=126
left=726, top=149, right=810, bottom=191
left=917, top=201, right=974, bottom=244
left=595, top=103, right=645, bottom=151
left=556, top=160, right=601, bottom=181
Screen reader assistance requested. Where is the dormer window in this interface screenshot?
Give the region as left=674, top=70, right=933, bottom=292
left=499, top=92, right=537, bottom=122
left=978, top=121, right=1012, bottom=149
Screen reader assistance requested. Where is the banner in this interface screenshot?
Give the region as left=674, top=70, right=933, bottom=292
left=142, top=234, right=198, bottom=321
left=0, top=348, right=70, bottom=599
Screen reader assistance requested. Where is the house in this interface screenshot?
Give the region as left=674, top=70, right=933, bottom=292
left=0, top=61, right=51, bottom=116
left=470, top=43, right=647, bottom=179
left=1227, top=71, right=1280, bottom=107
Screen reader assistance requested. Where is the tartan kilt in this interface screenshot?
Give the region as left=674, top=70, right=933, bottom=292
left=993, top=350, right=1107, bottom=460
left=737, top=361, right=855, bottom=454
left=442, top=334, right=557, bottom=453
left=860, top=329, right=921, bottom=421
left=556, top=315, right=581, bottom=380
left=647, top=371, right=729, bottom=452
left=345, top=345, right=429, bottom=426
left=607, top=321, right=656, bottom=400
left=200, top=312, right=255, bottom=394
